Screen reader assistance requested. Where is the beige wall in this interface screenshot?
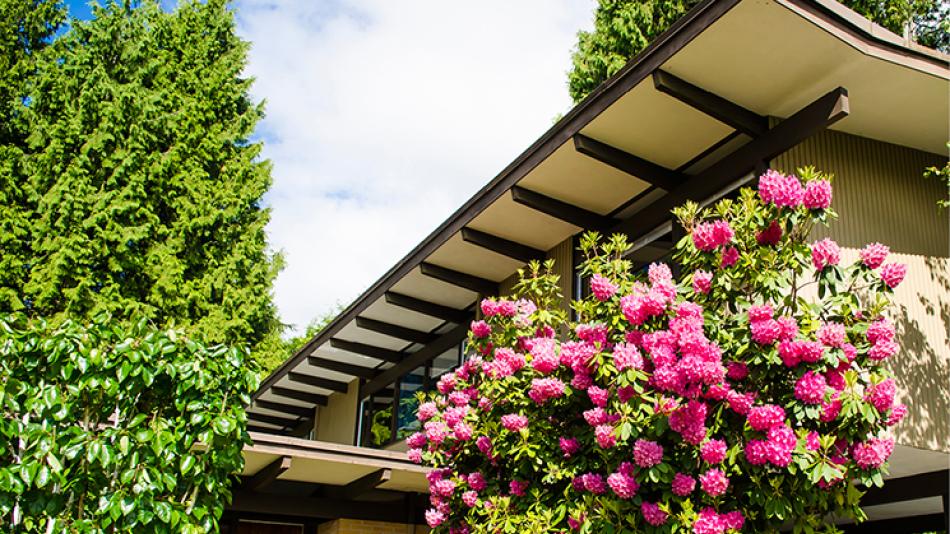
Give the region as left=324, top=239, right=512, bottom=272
left=775, top=130, right=949, bottom=453
left=314, top=379, right=360, bottom=445
left=317, top=519, right=427, bottom=534
left=771, top=128, right=948, bottom=257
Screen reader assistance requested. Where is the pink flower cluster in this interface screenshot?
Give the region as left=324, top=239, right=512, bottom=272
left=612, top=342, right=644, bottom=371
left=865, top=378, right=896, bottom=413
left=700, top=439, right=727, bottom=464
left=500, top=413, right=528, bottom=432
left=860, top=243, right=889, bottom=269
left=692, top=270, right=712, bottom=294
left=853, top=437, right=894, bottom=469
left=633, top=439, right=664, bottom=467
left=693, top=508, right=745, bottom=534
left=794, top=371, right=828, bottom=404
left=811, top=238, right=840, bottom=270
left=590, top=273, right=618, bottom=301
left=607, top=463, right=638, bottom=499
left=641, top=502, right=668, bottom=526
left=528, top=377, right=565, bottom=404
left=758, top=169, right=804, bottom=208
left=880, top=263, right=906, bottom=289
left=866, top=318, right=898, bottom=362
left=692, top=220, right=734, bottom=251
left=803, top=179, right=833, bottom=209
left=671, top=473, right=696, bottom=496
left=698, top=468, right=729, bottom=497
left=756, top=220, right=783, bottom=246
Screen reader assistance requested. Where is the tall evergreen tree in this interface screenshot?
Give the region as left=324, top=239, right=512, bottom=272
left=568, top=0, right=948, bottom=103
left=8, top=0, right=282, bottom=360
left=0, top=0, right=66, bottom=317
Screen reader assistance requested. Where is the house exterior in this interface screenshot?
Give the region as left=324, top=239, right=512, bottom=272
left=223, top=0, right=949, bottom=532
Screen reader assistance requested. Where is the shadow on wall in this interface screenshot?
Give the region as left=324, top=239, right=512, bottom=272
left=889, top=255, right=950, bottom=452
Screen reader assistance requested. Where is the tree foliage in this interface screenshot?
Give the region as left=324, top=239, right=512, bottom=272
left=568, top=0, right=949, bottom=103
left=0, top=314, right=259, bottom=532
left=0, top=0, right=282, bottom=366
left=412, top=169, right=909, bottom=533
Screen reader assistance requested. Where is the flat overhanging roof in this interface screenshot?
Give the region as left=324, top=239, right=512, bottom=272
left=246, top=0, right=950, bottom=433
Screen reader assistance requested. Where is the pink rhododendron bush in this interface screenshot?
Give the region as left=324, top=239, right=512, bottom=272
left=411, top=169, right=907, bottom=533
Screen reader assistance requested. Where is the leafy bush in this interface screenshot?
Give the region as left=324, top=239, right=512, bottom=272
left=0, top=315, right=259, bottom=533
left=410, top=169, right=907, bottom=533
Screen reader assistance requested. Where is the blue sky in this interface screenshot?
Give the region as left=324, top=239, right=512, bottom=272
left=60, top=0, right=595, bottom=333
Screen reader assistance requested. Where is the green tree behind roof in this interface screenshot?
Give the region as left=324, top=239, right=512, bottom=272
left=2, top=0, right=283, bottom=364
left=568, top=0, right=949, bottom=104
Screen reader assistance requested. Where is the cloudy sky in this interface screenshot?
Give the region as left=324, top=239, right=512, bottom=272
left=230, top=1, right=595, bottom=334
left=66, top=0, right=596, bottom=334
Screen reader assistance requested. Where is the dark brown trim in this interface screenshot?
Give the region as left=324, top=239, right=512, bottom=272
left=246, top=424, right=280, bottom=434
left=611, top=86, right=850, bottom=241
left=461, top=227, right=545, bottom=263
left=242, top=456, right=292, bottom=491
left=839, top=513, right=945, bottom=534
left=253, top=0, right=744, bottom=401
left=573, top=133, right=685, bottom=190
left=861, top=470, right=948, bottom=506
left=288, top=372, right=349, bottom=393
left=271, top=386, right=329, bottom=406
left=419, top=262, right=498, bottom=296
left=248, top=412, right=303, bottom=429
left=329, top=339, right=404, bottom=363
left=355, top=317, right=437, bottom=345
left=652, top=70, right=767, bottom=136
left=254, top=399, right=314, bottom=418
left=307, top=356, right=380, bottom=380
left=384, top=291, right=472, bottom=324
left=229, top=490, right=410, bottom=522
left=360, top=322, right=469, bottom=399
left=511, top=186, right=615, bottom=231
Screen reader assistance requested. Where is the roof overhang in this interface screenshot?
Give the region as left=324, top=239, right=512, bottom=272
left=247, top=0, right=949, bottom=433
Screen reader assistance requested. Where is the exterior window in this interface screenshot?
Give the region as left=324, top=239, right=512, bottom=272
left=394, top=366, right=425, bottom=441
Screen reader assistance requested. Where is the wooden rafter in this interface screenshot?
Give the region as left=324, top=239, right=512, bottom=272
left=652, top=70, right=768, bottom=137
left=288, top=372, right=349, bottom=393
left=329, top=339, right=404, bottom=363
left=355, top=317, right=437, bottom=345
left=384, top=291, right=471, bottom=324
left=573, top=134, right=685, bottom=191
left=419, top=262, right=498, bottom=296
left=271, top=386, right=328, bottom=406
left=307, top=356, right=380, bottom=380
left=510, top=186, right=614, bottom=231
left=461, top=227, right=545, bottom=263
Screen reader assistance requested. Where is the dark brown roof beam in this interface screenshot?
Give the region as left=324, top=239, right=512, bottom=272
left=242, top=456, right=292, bottom=491
left=419, top=262, right=498, bottom=296
left=460, top=227, right=545, bottom=263
left=510, top=186, right=614, bottom=232
left=329, top=339, right=404, bottom=363
left=288, top=372, right=349, bottom=393
left=248, top=412, right=304, bottom=429
left=384, top=291, right=472, bottom=324
left=246, top=424, right=281, bottom=434
left=254, top=399, right=315, bottom=418
left=611, top=86, right=849, bottom=243
left=355, top=317, right=438, bottom=345
left=360, top=321, right=469, bottom=399
left=316, top=468, right=392, bottom=499
left=307, top=356, right=380, bottom=380
left=271, top=386, right=328, bottom=406
left=652, top=70, right=768, bottom=137
left=573, top=134, right=685, bottom=191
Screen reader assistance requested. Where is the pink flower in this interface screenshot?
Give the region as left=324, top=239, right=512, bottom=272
left=727, top=391, right=755, bottom=415
left=495, top=300, right=517, bottom=317
left=417, top=402, right=438, bottom=422
left=777, top=315, right=799, bottom=340
left=595, top=424, right=616, bottom=448
left=820, top=395, right=843, bottom=422
left=649, top=262, right=673, bottom=284
left=726, top=361, right=748, bottom=381
left=408, top=448, right=423, bottom=463
left=500, top=414, right=528, bottom=432
left=583, top=407, right=608, bottom=426
left=581, top=473, right=606, bottom=494
left=590, top=274, right=618, bottom=301
left=424, top=421, right=450, bottom=445
left=462, top=490, right=478, bottom=507
left=747, top=405, right=785, bottom=431
left=795, top=371, right=827, bottom=404
left=587, top=386, right=609, bottom=407
left=766, top=425, right=796, bottom=467
left=693, top=270, right=712, bottom=294
left=693, top=508, right=725, bottom=534
left=528, top=377, right=565, bottom=404
left=407, top=432, right=426, bottom=448
left=613, top=342, right=644, bottom=371
left=756, top=220, right=783, bottom=246
left=751, top=319, right=781, bottom=345
left=880, top=263, right=907, bottom=288
left=747, top=304, right=774, bottom=322
left=699, top=468, right=729, bottom=497
left=607, top=471, right=639, bottom=499
left=559, top=437, right=580, bottom=458
left=860, top=243, right=890, bottom=269
left=701, top=439, right=727, bottom=464
left=641, top=502, right=668, bottom=526
left=803, top=179, right=832, bottom=209
left=476, top=436, right=492, bottom=456
left=692, top=220, right=734, bottom=251
left=811, top=238, right=840, bottom=270
left=853, top=437, right=894, bottom=469
left=887, top=404, right=908, bottom=426
left=672, top=473, right=696, bottom=496
left=567, top=516, right=584, bottom=530
left=806, top=431, right=821, bottom=451
left=509, top=479, right=528, bottom=496
left=479, top=299, right=498, bottom=317
left=431, top=478, right=456, bottom=497
left=721, top=511, right=745, bottom=532
left=470, top=320, right=491, bottom=338
left=720, top=246, right=739, bottom=268
left=633, top=439, right=664, bottom=467
left=758, top=169, right=783, bottom=204
left=467, top=472, right=487, bottom=491
left=866, top=318, right=895, bottom=344
left=744, top=439, right=768, bottom=465
left=817, top=322, right=846, bottom=347
left=425, top=509, right=445, bottom=528
left=773, top=174, right=805, bottom=208
left=454, top=422, right=473, bottom=441
left=865, top=379, right=896, bottom=413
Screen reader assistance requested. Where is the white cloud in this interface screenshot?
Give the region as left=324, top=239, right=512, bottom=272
left=233, top=0, right=595, bottom=333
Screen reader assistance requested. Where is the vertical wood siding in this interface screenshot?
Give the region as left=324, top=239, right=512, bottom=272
left=775, top=130, right=948, bottom=452
left=771, top=128, right=948, bottom=257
